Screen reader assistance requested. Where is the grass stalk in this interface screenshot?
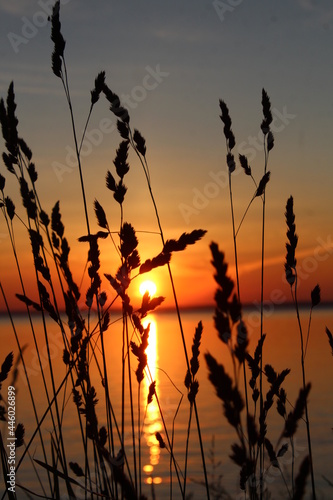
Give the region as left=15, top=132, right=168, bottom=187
left=154, top=390, right=185, bottom=498
left=291, top=436, right=295, bottom=497
left=259, top=131, right=271, bottom=500
left=125, top=313, right=138, bottom=496
left=227, top=169, right=250, bottom=429
left=138, top=384, right=142, bottom=499
left=121, top=313, right=126, bottom=460
left=60, top=58, right=91, bottom=238
left=183, top=404, right=193, bottom=499
left=259, top=180, right=266, bottom=500
left=291, top=277, right=316, bottom=499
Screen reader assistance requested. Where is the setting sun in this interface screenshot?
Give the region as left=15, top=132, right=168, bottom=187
left=139, top=280, right=157, bottom=297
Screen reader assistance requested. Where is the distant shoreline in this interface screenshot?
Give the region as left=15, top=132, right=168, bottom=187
left=1, top=301, right=333, bottom=318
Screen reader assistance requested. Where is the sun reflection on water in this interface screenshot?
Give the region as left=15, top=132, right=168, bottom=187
left=142, top=318, right=163, bottom=485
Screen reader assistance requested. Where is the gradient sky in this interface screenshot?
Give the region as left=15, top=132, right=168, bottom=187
left=0, top=0, right=333, bottom=311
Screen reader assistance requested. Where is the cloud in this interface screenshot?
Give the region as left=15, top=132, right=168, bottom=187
left=298, top=0, right=315, bottom=11
left=0, top=62, right=65, bottom=98
left=153, top=27, right=202, bottom=44
left=238, top=243, right=333, bottom=276
left=297, top=0, right=333, bottom=25
left=0, top=0, right=32, bottom=16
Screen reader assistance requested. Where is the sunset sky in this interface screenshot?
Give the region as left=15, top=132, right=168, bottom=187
left=0, top=0, right=333, bottom=311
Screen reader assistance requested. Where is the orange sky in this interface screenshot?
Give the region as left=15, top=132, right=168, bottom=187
left=0, top=202, right=332, bottom=315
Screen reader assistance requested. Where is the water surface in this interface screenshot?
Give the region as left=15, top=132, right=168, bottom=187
left=1, top=307, right=332, bottom=499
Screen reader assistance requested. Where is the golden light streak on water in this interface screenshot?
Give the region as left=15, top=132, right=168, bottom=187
left=142, top=317, right=162, bottom=485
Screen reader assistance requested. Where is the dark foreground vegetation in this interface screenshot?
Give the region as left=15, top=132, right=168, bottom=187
left=1, top=2, right=332, bottom=499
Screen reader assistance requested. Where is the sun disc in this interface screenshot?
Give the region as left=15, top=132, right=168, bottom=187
left=139, top=280, right=157, bottom=297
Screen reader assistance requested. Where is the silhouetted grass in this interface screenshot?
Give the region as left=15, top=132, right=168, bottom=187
left=0, top=2, right=210, bottom=499
left=203, top=88, right=331, bottom=499
left=0, top=2, right=331, bottom=500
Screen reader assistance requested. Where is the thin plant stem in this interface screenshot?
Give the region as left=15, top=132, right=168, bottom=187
left=259, top=189, right=266, bottom=499
left=152, top=367, right=184, bottom=500
left=291, top=276, right=316, bottom=499
left=183, top=404, right=193, bottom=499
left=259, top=136, right=269, bottom=500
left=138, top=384, right=142, bottom=499
left=304, top=306, right=313, bottom=359
left=125, top=314, right=138, bottom=496
left=78, top=104, right=93, bottom=155
left=228, top=171, right=241, bottom=302
left=60, top=58, right=91, bottom=237
left=266, top=464, right=292, bottom=499
left=121, top=312, right=126, bottom=457
left=227, top=159, right=250, bottom=459
left=140, top=354, right=185, bottom=498
left=98, top=302, right=115, bottom=473
left=291, top=436, right=295, bottom=497
left=170, top=389, right=184, bottom=500
left=235, top=195, right=255, bottom=238
left=154, top=390, right=185, bottom=498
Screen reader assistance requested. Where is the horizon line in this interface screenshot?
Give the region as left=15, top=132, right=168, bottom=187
left=1, top=300, right=333, bottom=318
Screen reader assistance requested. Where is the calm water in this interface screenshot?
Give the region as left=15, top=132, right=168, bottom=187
left=1, top=307, right=333, bottom=499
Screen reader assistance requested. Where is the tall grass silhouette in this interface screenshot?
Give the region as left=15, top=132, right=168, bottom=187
left=0, top=2, right=209, bottom=499
left=0, top=2, right=331, bottom=500
left=204, top=91, right=327, bottom=500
